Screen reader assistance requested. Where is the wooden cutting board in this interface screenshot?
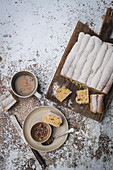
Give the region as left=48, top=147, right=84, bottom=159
left=46, top=8, right=113, bottom=122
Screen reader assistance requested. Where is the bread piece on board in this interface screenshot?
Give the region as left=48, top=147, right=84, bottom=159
left=90, top=94, right=98, bottom=113
left=55, top=86, right=72, bottom=102
left=76, top=88, right=89, bottom=104
left=90, top=94, right=104, bottom=114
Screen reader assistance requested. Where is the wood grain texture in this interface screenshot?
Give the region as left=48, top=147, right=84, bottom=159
left=99, top=8, right=113, bottom=112
left=99, top=8, right=113, bottom=43
left=46, top=14, right=113, bottom=122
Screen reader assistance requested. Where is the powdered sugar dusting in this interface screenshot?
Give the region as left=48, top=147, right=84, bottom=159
left=91, top=94, right=97, bottom=113
left=52, top=82, right=60, bottom=95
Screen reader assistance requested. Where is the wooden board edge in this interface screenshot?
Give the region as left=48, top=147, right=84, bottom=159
left=99, top=8, right=113, bottom=42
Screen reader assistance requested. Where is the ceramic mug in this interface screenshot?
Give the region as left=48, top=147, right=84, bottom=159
left=11, top=71, right=41, bottom=99
left=30, top=121, right=52, bottom=143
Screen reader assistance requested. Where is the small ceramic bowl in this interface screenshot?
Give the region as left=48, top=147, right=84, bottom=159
left=30, top=122, right=52, bottom=143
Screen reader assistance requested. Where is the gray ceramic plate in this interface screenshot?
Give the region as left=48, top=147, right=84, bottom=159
left=23, top=106, right=68, bottom=152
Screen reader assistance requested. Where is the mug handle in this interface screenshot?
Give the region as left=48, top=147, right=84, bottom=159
left=34, top=91, right=42, bottom=99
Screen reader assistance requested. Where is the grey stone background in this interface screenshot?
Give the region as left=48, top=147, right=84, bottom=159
left=0, top=0, right=113, bottom=170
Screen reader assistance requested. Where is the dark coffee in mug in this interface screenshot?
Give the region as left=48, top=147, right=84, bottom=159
left=14, top=74, right=36, bottom=96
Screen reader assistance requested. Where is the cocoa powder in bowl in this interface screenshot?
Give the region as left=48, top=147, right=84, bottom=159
left=31, top=122, right=51, bottom=143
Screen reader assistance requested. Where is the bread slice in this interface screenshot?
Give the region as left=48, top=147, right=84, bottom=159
left=55, top=86, right=72, bottom=102
left=90, top=94, right=97, bottom=113
left=43, top=112, right=62, bottom=127
left=90, top=94, right=104, bottom=114
left=76, top=88, right=89, bottom=104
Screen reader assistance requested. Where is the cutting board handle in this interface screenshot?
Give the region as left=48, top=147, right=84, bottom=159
left=99, top=8, right=113, bottom=43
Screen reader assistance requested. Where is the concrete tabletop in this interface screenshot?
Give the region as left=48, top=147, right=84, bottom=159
left=0, top=0, right=113, bottom=170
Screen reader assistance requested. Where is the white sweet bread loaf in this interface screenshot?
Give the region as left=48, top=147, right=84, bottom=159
left=43, top=111, right=62, bottom=127
left=61, top=32, right=113, bottom=94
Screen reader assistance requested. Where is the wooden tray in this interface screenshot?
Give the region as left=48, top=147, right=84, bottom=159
left=46, top=8, right=113, bottom=122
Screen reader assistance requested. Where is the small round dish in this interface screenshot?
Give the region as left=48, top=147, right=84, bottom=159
left=30, top=121, right=52, bottom=143
left=23, top=106, right=68, bottom=152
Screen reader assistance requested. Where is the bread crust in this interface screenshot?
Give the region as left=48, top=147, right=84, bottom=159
left=90, top=94, right=104, bottom=114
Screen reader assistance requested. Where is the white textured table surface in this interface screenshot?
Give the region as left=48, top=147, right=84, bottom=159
left=0, top=0, right=113, bottom=170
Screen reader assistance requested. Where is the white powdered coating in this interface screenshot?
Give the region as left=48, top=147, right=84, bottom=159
left=72, top=36, right=95, bottom=80
left=47, top=111, right=62, bottom=121
left=66, top=33, right=90, bottom=78
left=87, top=47, right=113, bottom=86
left=61, top=32, right=113, bottom=94
left=52, top=82, right=60, bottom=95
left=61, top=32, right=84, bottom=75
left=87, top=43, right=108, bottom=87
left=1, top=94, right=16, bottom=107
left=96, top=53, right=113, bottom=91
left=77, top=35, right=102, bottom=84
left=97, top=94, right=104, bottom=113
left=91, top=95, right=97, bottom=113
left=102, top=73, right=113, bottom=94
left=90, top=94, right=104, bottom=113
left=61, top=42, right=79, bottom=75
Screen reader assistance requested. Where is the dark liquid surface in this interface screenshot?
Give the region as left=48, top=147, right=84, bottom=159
left=14, top=74, right=35, bottom=96
left=31, top=123, right=50, bottom=142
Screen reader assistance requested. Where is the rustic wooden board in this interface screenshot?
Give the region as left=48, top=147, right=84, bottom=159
left=99, top=8, right=113, bottom=43
left=46, top=9, right=113, bottom=122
